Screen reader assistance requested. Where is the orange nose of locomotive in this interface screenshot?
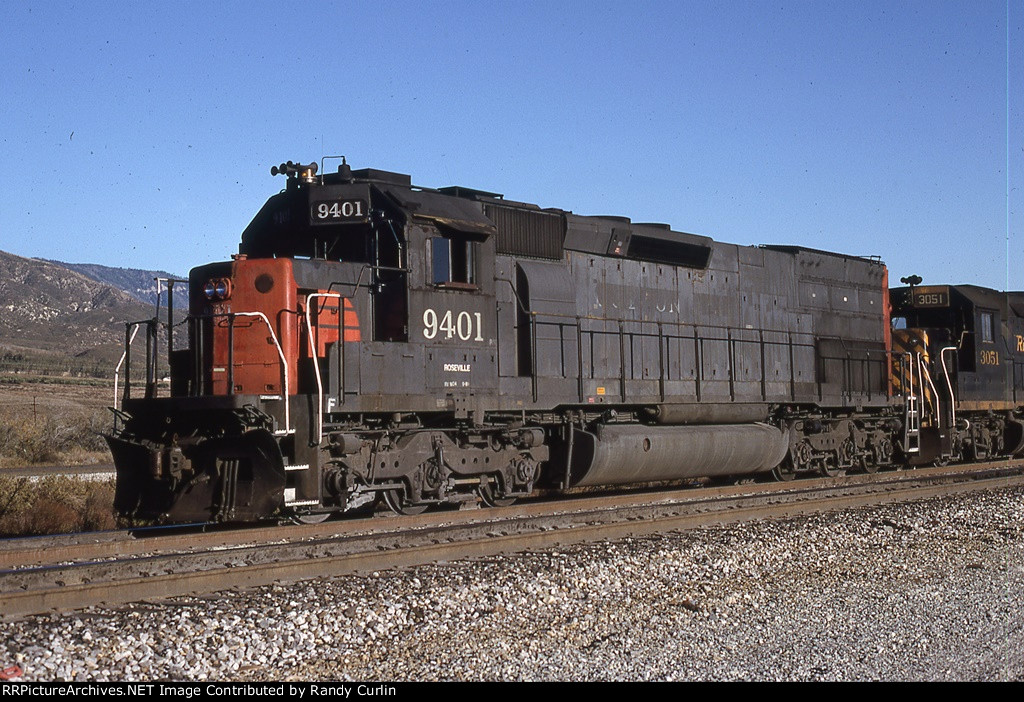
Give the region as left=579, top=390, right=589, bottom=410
left=195, top=257, right=361, bottom=398
left=196, top=257, right=299, bottom=396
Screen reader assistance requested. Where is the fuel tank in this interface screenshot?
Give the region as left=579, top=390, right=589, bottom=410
left=568, top=423, right=788, bottom=488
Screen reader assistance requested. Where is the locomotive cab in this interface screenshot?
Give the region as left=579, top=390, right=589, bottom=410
left=889, top=284, right=1024, bottom=462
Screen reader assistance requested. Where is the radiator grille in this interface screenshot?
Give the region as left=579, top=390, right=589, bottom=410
left=485, top=205, right=565, bottom=260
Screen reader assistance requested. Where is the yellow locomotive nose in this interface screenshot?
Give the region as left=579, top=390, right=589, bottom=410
left=890, top=328, right=930, bottom=397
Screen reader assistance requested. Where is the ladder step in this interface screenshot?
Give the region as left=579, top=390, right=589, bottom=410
left=284, top=487, right=319, bottom=506
left=906, top=391, right=921, bottom=453
left=285, top=499, right=320, bottom=507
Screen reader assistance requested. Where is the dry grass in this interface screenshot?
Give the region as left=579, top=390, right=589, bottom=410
left=0, top=379, right=120, bottom=534
left=0, top=475, right=116, bottom=535
left=0, top=379, right=114, bottom=468
left=0, top=407, right=111, bottom=468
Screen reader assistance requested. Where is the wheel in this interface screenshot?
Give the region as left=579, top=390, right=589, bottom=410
left=773, top=441, right=808, bottom=482
left=477, top=480, right=516, bottom=508
left=847, top=438, right=878, bottom=473
left=819, top=454, right=844, bottom=478
left=771, top=459, right=797, bottom=482
left=867, top=437, right=893, bottom=472
left=838, top=438, right=857, bottom=469
left=382, top=489, right=428, bottom=516
left=292, top=511, right=332, bottom=525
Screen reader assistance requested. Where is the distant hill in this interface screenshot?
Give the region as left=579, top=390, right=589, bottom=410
left=0, top=250, right=165, bottom=376
left=44, top=260, right=186, bottom=306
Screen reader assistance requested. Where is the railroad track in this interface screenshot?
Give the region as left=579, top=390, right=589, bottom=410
left=2, top=461, right=1022, bottom=619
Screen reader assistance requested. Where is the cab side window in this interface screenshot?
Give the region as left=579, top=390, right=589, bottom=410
left=431, top=235, right=478, bottom=289
left=980, top=311, right=994, bottom=343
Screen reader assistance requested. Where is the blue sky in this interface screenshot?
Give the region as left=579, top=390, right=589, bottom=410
left=1, top=1, right=1020, bottom=290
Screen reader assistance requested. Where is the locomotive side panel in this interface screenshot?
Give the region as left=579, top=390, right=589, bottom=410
left=510, top=231, right=890, bottom=412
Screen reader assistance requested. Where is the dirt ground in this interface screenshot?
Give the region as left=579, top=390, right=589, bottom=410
left=0, top=378, right=114, bottom=468
left=0, top=379, right=114, bottom=413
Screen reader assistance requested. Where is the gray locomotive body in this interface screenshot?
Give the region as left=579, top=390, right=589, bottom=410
left=108, top=162, right=901, bottom=522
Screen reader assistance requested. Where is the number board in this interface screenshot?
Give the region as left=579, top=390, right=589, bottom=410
left=911, top=288, right=949, bottom=308
left=309, top=199, right=369, bottom=225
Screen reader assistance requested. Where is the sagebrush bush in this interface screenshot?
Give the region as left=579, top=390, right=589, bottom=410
left=0, top=407, right=111, bottom=466
left=0, top=475, right=116, bottom=535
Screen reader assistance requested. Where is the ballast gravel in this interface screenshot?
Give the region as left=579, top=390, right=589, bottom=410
left=2, top=486, right=1022, bottom=682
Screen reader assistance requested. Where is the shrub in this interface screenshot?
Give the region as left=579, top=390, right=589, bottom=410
left=0, top=407, right=111, bottom=467
left=0, top=475, right=116, bottom=536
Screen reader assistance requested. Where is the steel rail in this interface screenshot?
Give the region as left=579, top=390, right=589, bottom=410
left=2, top=462, right=1022, bottom=619
left=0, top=460, right=1013, bottom=567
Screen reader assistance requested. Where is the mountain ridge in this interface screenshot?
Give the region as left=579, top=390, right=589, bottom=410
left=0, top=250, right=175, bottom=373
left=42, top=260, right=186, bottom=306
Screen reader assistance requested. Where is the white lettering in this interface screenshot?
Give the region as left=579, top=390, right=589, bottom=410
left=457, top=311, right=472, bottom=340
left=439, top=309, right=455, bottom=338
left=314, top=200, right=366, bottom=220
left=422, top=307, right=484, bottom=343
left=422, top=308, right=438, bottom=339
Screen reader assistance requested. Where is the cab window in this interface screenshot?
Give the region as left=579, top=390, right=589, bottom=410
left=980, top=311, right=994, bottom=343
left=431, top=235, right=478, bottom=289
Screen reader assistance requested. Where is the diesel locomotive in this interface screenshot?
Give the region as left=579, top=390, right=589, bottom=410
left=106, top=159, right=1024, bottom=523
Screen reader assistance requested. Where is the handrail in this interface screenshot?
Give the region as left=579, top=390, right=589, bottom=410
left=536, top=311, right=913, bottom=405
left=494, top=277, right=531, bottom=315
left=305, top=292, right=343, bottom=442
left=117, top=309, right=293, bottom=433
left=527, top=311, right=899, bottom=404
left=900, top=350, right=914, bottom=399
left=902, top=350, right=918, bottom=452
left=917, top=351, right=926, bottom=413
left=325, top=263, right=405, bottom=300
left=508, top=298, right=900, bottom=403
left=918, top=352, right=942, bottom=427
left=221, top=311, right=292, bottom=434
left=113, top=323, right=142, bottom=409
left=939, top=346, right=958, bottom=429
left=154, top=276, right=189, bottom=360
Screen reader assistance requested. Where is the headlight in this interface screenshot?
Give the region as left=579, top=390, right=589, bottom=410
left=203, top=278, right=232, bottom=300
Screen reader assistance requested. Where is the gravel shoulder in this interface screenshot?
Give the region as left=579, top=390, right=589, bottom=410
left=3, top=486, right=1022, bottom=681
